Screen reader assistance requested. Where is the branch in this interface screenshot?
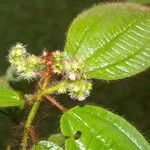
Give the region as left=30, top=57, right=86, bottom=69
left=20, top=99, right=41, bottom=150
left=42, top=80, right=68, bottom=95
left=20, top=80, right=68, bottom=149
left=45, top=95, right=68, bottom=113
left=28, top=126, right=38, bottom=144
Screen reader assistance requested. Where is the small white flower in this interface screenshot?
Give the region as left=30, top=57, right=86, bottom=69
left=78, top=96, right=86, bottom=101
left=69, top=73, right=76, bottom=81
left=43, top=50, right=48, bottom=57
left=19, top=71, right=38, bottom=81
left=69, top=93, right=76, bottom=99
left=27, top=55, right=40, bottom=66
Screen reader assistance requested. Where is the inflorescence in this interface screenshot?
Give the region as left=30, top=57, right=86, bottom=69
left=52, top=51, right=92, bottom=101
left=8, top=43, right=92, bottom=101
left=8, top=43, right=40, bottom=80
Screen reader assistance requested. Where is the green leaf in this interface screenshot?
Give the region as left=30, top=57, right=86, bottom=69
left=64, top=3, right=150, bottom=80
left=48, top=133, right=65, bottom=148
left=32, top=141, right=64, bottom=150
left=61, top=105, right=150, bottom=150
left=0, top=86, right=24, bottom=108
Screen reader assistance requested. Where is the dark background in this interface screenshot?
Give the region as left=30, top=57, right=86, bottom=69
left=0, top=0, right=149, bottom=149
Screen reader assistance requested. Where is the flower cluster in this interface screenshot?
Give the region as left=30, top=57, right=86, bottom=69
left=52, top=51, right=92, bottom=101
left=52, top=51, right=84, bottom=80
left=52, top=51, right=64, bottom=74
left=8, top=43, right=40, bottom=80
left=8, top=44, right=92, bottom=101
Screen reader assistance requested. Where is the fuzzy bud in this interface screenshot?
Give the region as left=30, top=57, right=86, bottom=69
left=52, top=51, right=63, bottom=62
left=8, top=43, right=27, bottom=65
left=52, top=63, right=64, bottom=74
left=67, top=80, right=92, bottom=101
left=18, top=55, right=40, bottom=80
left=8, top=43, right=41, bottom=81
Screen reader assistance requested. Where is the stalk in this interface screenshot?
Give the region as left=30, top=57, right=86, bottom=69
left=20, top=79, right=68, bottom=150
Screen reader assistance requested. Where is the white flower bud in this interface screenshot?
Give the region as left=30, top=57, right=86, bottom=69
left=78, top=96, right=86, bottom=101
left=43, top=50, right=48, bottom=57
left=69, top=74, right=76, bottom=81
left=19, top=71, right=38, bottom=81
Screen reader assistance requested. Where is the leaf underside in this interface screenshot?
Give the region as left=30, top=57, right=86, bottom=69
left=61, top=105, right=150, bottom=150
left=64, top=3, right=150, bottom=80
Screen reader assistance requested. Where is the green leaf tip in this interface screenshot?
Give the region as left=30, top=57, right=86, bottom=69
left=0, top=86, right=24, bottom=108
left=64, top=3, right=150, bottom=80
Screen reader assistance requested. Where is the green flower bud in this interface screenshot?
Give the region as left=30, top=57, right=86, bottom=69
left=18, top=55, right=40, bottom=81
left=8, top=43, right=41, bottom=81
left=57, top=86, right=67, bottom=94
left=52, top=63, right=64, bottom=74
left=57, top=82, right=67, bottom=94
left=27, top=55, right=40, bottom=67
left=67, top=79, right=92, bottom=101
left=8, top=43, right=27, bottom=65
left=52, top=51, right=86, bottom=82
left=52, top=51, right=63, bottom=63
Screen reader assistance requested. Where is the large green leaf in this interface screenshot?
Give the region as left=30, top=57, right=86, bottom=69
left=64, top=3, right=150, bottom=80
left=61, top=105, right=150, bottom=150
left=32, top=141, right=64, bottom=150
left=0, top=86, right=24, bottom=108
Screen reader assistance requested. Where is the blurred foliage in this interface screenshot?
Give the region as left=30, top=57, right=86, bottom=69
left=127, top=0, right=150, bottom=4
left=0, top=0, right=149, bottom=149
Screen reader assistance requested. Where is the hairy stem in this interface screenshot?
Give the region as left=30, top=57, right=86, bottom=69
left=45, top=95, right=68, bottom=112
left=20, top=79, right=68, bottom=149
left=28, top=125, right=38, bottom=144
left=42, top=79, right=68, bottom=95
left=20, top=98, right=41, bottom=150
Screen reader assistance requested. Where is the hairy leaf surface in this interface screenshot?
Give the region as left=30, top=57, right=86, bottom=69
left=64, top=3, right=150, bottom=80
left=61, top=105, right=150, bottom=150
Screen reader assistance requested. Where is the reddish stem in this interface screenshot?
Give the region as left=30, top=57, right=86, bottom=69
left=28, top=126, right=38, bottom=144
left=44, top=95, right=68, bottom=112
